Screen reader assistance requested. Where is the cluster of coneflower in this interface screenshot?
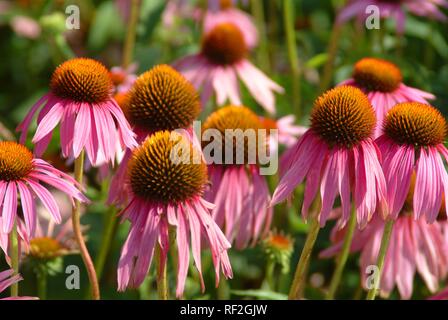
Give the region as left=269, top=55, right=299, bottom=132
left=0, top=0, right=447, bottom=301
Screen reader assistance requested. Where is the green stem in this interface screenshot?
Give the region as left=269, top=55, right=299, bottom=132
left=217, top=275, right=230, bottom=300
left=156, top=244, right=168, bottom=300
left=423, top=23, right=435, bottom=68
left=36, top=271, right=47, bottom=300
left=366, top=219, right=394, bottom=300
left=94, top=206, right=118, bottom=281
left=251, top=0, right=270, bottom=72
left=265, top=259, right=276, bottom=290
left=319, top=0, right=347, bottom=92
left=122, top=0, right=141, bottom=68
left=283, top=0, right=302, bottom=119
left=72, top=150, right=100, bottom=300
left=9, top=224, right=19, bottom=297
left=288, top=216, right=320, bottom=300
left=325, top=206, right=357, bottom=299
left=353, top=282, right=363, bottom=300
left=319, top=22, right=342, bottom=92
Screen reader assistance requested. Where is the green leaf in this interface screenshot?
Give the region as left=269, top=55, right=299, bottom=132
left=138, top=0, right=167, bottom=43
left=403, top=17, right=448, bottom=58
left=305, top=53, right=328, bottom=68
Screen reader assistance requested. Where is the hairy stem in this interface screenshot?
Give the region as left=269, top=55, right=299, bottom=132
left=9, top=224, right=19, bottom=297
left=122, top=0, right=141, bottom=68
left=284, top=0, right=302, bottom=119
left=156, top=244, right=168, bottom=300
left=72, top=150, right=100, bottom=300
left=366, top=219, right=394, bottom=300
left=326, top=206, right=357, bottom=299
left=251, top=0, right=271, bottom=72
left=94, top=206, right=118, bottom=281
left=288, top=216, right=320, bottom=299
left=36, top=270, right=47, bottom=300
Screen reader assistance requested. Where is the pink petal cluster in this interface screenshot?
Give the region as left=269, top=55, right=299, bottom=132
left=0, top=269, right=37, bottom=300
left=117, top=196, right=233, bottom=298
left=17, top=93, right=137, bottom=166
left=0, top=158, right=88, bottom=256
left=205, top=164, right=272, bottom=249
left=377, top=135, right=448, bottom=222
left=204, top=4, right=258, bottom=49
left=273, top=130, right=387, bottom=228
left=321, top=215, right=448, bottom=299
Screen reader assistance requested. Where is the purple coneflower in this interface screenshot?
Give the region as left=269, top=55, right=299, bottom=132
left=108, top=64, right=201, bottom=206
left=17, top=57, right=137, bottom=166
left=377, top=102, right=448, bottom=222
left=272, top=86, right=387, bottom=228
left=205, top=0, right=258, bottom=49
left=0, top=141, right=87, bottom=241
left=175, top=22, right=283, bottom=114
left=202, top=106, right=273, bottom=249
left=117, top=131, right=232, bottom=298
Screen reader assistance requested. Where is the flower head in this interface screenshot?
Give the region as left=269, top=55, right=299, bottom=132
left=108, top=65, right=201, bottom=207
left=17, top=57, right=137, bottom=166
left=377, top=102, right=448, bottom=222
left=202, top=106, right=273, bottom=248
left=272, top=86, right=387, bottom=228
left=262, top=231, right=294, bottom=274
left=29, top=237, right=65, bottom=260
left=128, top=132, right=207, bottom=204
left=126, top=64, right=200, bottom=136
left=340, top=58, right=435, bottom=137
left=205, top=0, right=258, bottom=49
left=202, top=23, right=248, bottom=65
left=0, top=141, right=87, bottom=246
left=174, top=22, right=283, bottom=114
left=117, top=131, right=232, bottom=297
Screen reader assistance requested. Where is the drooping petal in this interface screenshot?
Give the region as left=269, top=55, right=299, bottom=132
left=236, top=60, right=283, bottom=114
left=176, top=205, right=190, bottom=298
left=17, top=94, right=48, bottom=144
left=32, top=102, right=64, bottom=142
left=186, top=202, right=205, bottom=291
left=26, top=179, right=61, bottom=224
left=272, top=131, right=325, bottom=205
left=16, top=181, right=36, bottom=237
left=133, top=207, right=160, bottom=288
left=60, top=102, right=77, bottom=157
left=319, top=150, right=339, bottom=227
left=414, top=148, right=442, bottom=222
left=73, top=103, right=91, bottom=158
left=2, top=182, right=17, bottom=234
